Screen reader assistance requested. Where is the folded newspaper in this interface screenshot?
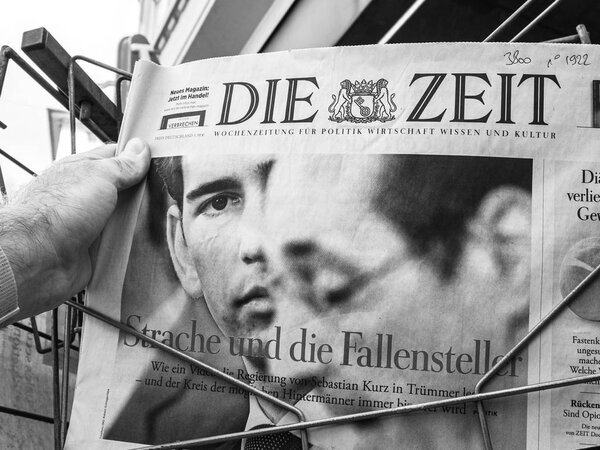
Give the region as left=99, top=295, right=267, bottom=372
left=66, top=42, right=600, bottom=449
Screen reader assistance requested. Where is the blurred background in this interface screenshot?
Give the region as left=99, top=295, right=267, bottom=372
left=0, top=1, right=599, bottom=448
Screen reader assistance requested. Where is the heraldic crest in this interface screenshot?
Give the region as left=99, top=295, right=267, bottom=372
left=328, top=78, right=397, bottom=123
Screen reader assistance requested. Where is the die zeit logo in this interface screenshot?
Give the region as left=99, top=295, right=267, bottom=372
left=405, top=73, right=560, bottom=125
left=217, top=78, right=319, bottom=125
left=209, top=73, right=563, bottom=126
left=329, top=79, right=397, bottom=123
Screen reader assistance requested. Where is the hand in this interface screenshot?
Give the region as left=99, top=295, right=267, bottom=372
left=0, top=138, right=150, bottom=321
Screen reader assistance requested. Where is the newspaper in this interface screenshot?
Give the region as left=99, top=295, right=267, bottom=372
left=66, top=42, right=600, bottom=449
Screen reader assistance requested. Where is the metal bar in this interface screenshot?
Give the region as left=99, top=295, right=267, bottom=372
left=21, top=28, right=123, bottom=141
left=0, top=165, right=5, bottom=196
left=60, top=305, right=73, bottom=441
left=0, top=46, right=110, bottom=143
left=67, top=57, right=116, bottom=153
left=12, top=319, right=79, bottom=352
left=540, top=24, right=591, bottom=45
left=593, top=81, right=600, bottom=128
left=69, top=61, right=112, bottom=145
left=116, top=76, right=130, bottom=112
left=476, top=402, right=493, bottom=447
left=70, top=293, right=83, bottom=345
left=474, top=261, right=600, bottom=449
left=11, top=321, right=45, bottom=338
left=0, top=404, right=54, bottom=424
left=0, top=148, right=36, bottom=176
left=377, top=0, right=428, bottom=44
left=484, top=0, right=537, bottom=42
left=576, top=24, right=591, bottom=44
left=51, top=309, right=62, bottom=449
left=510, top=0, right=565, bottom=42
left=69, top=55, right=132, bottom=143
left=0, top=47, right=9, bottom=132
left=72, top=55, right=132, bottom=79
left=131, top=372, right=600, bottom=450
left=0, top=47, right=42, bottom=195
left=0, top=46, right=10, bottom=105
left=545, top=33, right=579, bottom=43
left=0, top=46, right=69, bottom=112
left=68, top=62, right=77, bottom=155
left=65, top=299, right=309, bottom=447
left=31, top=316, right=56, bottom=354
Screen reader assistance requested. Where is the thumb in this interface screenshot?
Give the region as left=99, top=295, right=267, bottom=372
left=106, top=137, right=151, bottom=191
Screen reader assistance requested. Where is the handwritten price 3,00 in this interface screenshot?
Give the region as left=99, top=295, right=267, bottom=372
left=504, top=50, right=531, bottom=65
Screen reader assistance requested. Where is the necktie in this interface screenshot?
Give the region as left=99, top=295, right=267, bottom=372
left=244, top=425, right=304, bottom=450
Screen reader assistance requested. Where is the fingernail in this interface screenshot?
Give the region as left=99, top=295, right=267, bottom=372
left=122, top=137, right=147, bottom=156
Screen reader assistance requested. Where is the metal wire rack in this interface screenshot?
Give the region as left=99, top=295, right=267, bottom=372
left=0, top=2, right=598, bottom=449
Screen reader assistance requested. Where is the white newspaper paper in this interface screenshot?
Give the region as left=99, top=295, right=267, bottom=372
left=66, top=42, right=600, bottom=449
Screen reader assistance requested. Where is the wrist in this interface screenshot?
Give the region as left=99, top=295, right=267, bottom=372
left=0, top=245, right=18, bottom=323
left=0, top=204, right=67, bottom=318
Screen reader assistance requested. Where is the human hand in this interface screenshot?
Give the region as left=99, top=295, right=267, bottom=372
left=0, top=137, right=150, bottom=321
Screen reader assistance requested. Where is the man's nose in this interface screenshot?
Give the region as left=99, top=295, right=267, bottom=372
left=238, top=200, right=266, bottom=265
left=239, top=230, right=266, bottom=264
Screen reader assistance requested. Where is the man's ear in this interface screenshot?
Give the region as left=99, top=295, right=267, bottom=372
left=166, top=204, right=203, bottom=298
left=468, top=186, right=531, bottom=279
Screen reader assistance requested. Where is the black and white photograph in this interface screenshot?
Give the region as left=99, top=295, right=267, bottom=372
left=0, top=2, right=600, bottom=450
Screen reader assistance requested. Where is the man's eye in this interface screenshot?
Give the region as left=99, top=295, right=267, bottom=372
left=211, top=196, right=229, bottom=211
left=199, top=194, right=241, bottom=215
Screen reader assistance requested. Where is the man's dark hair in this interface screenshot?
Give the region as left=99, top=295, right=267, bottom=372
left=155, top=156, right=183, bottom=211
left=375, top=154, right=532, bottom=279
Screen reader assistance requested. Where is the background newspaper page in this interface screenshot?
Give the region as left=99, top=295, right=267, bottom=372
left=66, top=42, right=600, bottom=449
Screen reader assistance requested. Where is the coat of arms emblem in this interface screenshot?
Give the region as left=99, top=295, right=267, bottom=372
left=328, top=78, right=397, bottom=123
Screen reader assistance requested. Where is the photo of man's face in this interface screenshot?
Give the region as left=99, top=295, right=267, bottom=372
left=262, top=153, right=532, bottom=416
left=166, top=153, right=275, bottom=337
left=265, top=154, right=406, bottom=317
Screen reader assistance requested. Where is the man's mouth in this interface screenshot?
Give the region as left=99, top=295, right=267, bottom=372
left=236, top=286, right=273, bottom=314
